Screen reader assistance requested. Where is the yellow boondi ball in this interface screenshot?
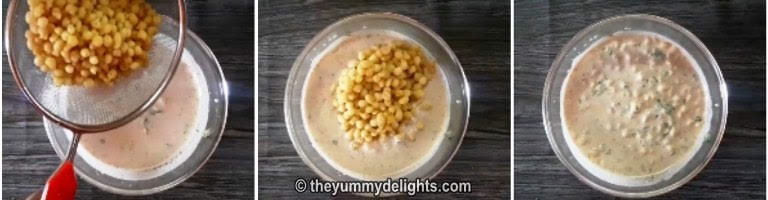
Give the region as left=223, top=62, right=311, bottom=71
left=24, top=0, right=162, bottom=87
left=331, top=40, right=437, bottom=149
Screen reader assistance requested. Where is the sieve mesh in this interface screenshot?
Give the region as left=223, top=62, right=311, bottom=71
left=35, top=34, right=178, bottom=126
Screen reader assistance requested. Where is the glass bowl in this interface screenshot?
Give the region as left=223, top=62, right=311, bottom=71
left=543, top=14, right=727, bottom=198
left=284, top=12, right=470, bottom=191
left=43, top=20, right=229, bottom=195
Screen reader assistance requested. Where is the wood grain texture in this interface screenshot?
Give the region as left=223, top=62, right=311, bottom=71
left=514, top=0, right=765, bottom=199
left=258, top=0, right=510, bottom=198
left=2, top=0, right=254, bottom=199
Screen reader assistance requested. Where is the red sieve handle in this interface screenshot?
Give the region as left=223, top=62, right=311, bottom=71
left=42, top=161, right=77, bottom=200
left=40, top=132, right=81, bottom=200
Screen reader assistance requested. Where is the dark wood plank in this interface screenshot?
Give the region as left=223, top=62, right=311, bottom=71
left=258, top=0, right=511, bottom=198
left=514, top=0, right=766, bottom=199
left=2, top=0, right=255, bottom=199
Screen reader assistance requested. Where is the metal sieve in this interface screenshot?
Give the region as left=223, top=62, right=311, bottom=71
left=4, top=0, right=187, bottom=199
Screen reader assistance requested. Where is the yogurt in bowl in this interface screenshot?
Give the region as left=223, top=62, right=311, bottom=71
left=73, top=56, right=208, bottom=181
left=561, top=31, right=711, bottom=186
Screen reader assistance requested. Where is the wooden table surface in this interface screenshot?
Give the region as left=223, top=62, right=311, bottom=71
left=514, top=0, right=765, bottom=199
left=258, top=0, right=510, bottom=198
left=2, top=0, right=254, bottom=199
